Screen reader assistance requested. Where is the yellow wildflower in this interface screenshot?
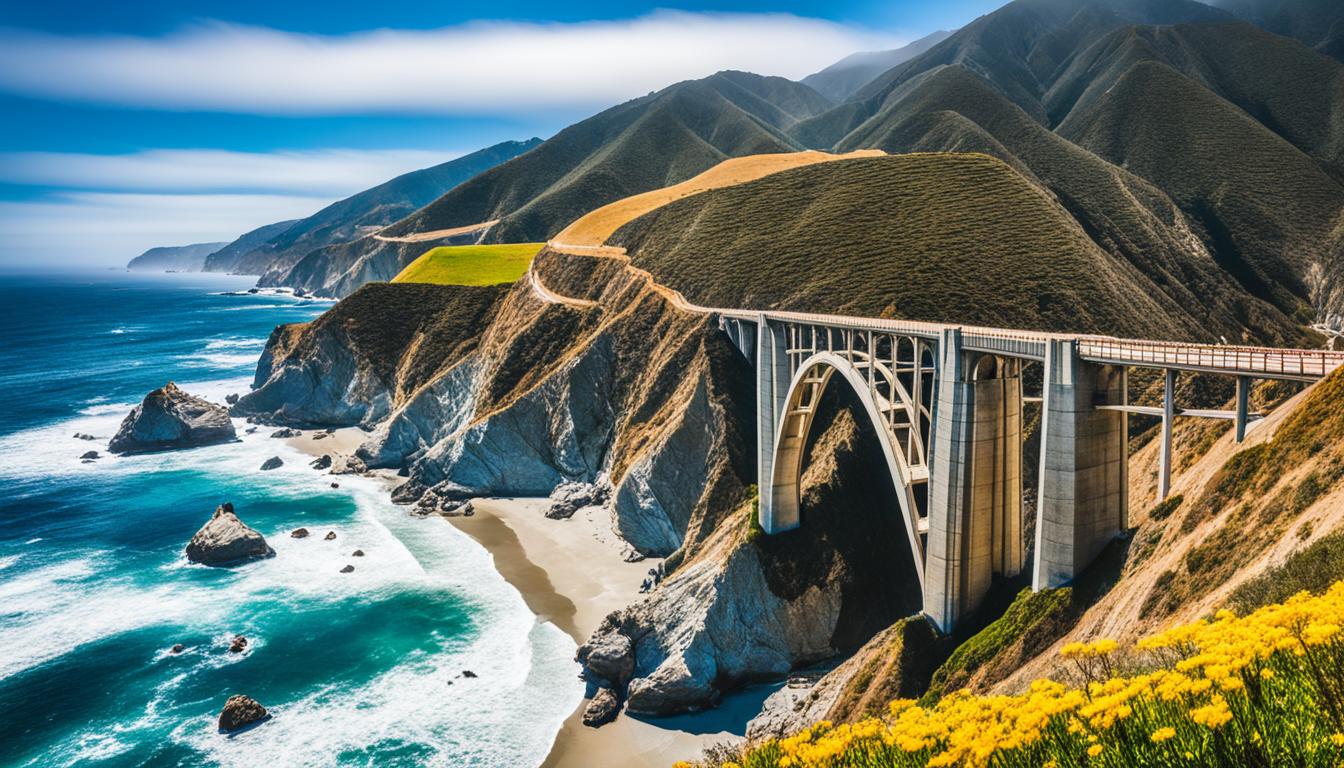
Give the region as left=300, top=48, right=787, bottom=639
left=1151, top=727, right=1177, bottom=742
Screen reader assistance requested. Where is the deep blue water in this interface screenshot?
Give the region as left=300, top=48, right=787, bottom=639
left=0, top=272, right=578, bottom=768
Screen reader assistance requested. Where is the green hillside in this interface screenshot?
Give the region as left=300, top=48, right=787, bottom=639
left=392, top=244, right=543, bottom=286
left=611, top=153, right=1192, bottom=338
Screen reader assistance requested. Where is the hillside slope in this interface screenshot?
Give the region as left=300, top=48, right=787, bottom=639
left=201, top=219, right=297, bottom=274
left=614, top=153, right=1218, bottom=338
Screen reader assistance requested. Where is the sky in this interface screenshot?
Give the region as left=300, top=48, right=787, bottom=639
left=0, top=0, right=1006, bottom=269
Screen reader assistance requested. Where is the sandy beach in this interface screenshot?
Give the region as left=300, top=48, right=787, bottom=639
left=282, top=427, right=748, bottom=766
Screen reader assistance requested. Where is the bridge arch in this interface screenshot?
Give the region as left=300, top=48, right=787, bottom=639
left=766, top=350, right=929, bottom=589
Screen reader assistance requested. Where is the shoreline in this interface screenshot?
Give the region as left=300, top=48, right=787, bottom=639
left=282, top=428, right=743, bottom=766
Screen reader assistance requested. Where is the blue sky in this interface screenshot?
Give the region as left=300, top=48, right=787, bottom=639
left=0, top=0, right=1004, bottom=268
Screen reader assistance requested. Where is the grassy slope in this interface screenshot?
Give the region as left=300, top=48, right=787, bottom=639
left=613, top=153, right=1199, bottom=337
left=382, top=72, right=831, bottom=246
left=392, top=243, right=543, bottom=286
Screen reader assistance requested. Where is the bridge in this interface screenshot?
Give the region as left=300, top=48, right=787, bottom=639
left=715, top=309, right=1343, bottom=633
left=529, top=243, right=1343, bottom=634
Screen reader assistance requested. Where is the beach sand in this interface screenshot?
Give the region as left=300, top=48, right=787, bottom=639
left=284, top=427, right=751, bottom=766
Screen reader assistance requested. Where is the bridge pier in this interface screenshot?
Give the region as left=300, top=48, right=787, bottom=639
left=924, top=329, right=1024, bottom=633
left=1033, top=339, right=1128, bottom=591
left=756, top=316, right=795, bottom=533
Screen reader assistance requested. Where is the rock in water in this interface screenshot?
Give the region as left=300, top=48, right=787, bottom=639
left=351, top=549, right=365, bottom=557
left=290, top=528, right=310, bottom=539
left=270, top=428, right=301, bottom=438
left=225, top=393, right=240, bottom=405
left=73, top=432, right=96, bottom=441
left=339, top=564, right=354, bottom=574
left=218, top=695, right=269, bottom=732
left=108, top=382, right=236, bottom=454
left=80, top=451, right=99, bottom=461
left=310, top=454, right=332, bottom=470
left=259, top=456, right=283, bottom=471
left=184, top=503, right=274, bottom=566
left=324, top=531, right=336, bottom=541
left=170, top=643, right=185, bottom=654
left=228, top=635, right=248, bottom=653
left=582, top=688, right=620, bottom=727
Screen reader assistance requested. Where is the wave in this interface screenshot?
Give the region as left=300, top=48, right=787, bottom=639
left=204, top=338, right=265, bottom=351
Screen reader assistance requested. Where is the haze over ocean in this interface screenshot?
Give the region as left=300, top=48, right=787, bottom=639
left=0, top=272, right=580, bottom=767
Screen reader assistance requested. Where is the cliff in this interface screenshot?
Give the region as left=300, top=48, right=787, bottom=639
left=126, top=241, right=228, bottom=272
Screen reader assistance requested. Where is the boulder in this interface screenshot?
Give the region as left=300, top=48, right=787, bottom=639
left=324, top=531, right=336, bottom=541
left=351, top=549, right=365, bottom=557
left=462, top=670, right=477, bottom=678
left=108, top=382, right=236, bottom=454
left=290, top=528, right=310, bottom=539
left=582, top=688, right=621, bottom=727
left=310, top=454, right=332, bottom=470
left=259, top=456, right=283, bottom=471
left=228, top=635, right=248, bottom=653
left=330, top=482, right=340, bottom=488
left=330, top=455, right=367, bottom=475
left=73, top=432, right=96, bottom=441
left=184, top=504, right=274, bottom=566
left=577, top=628, right=635, bottom=687
left=225, top=393, right=240, bottom=405
left=170, top=643, right=185, bottom=654
left=545, top=481, right=609, bottom=520
left=339, top=564, right=354, bottom=574
left=270, top=428, right=301, bottom=438
left=312, top=432, right=328, bottom=441
left=218, top=695, right=269, bottom=732
left=80, top=451, right=99, bottom=461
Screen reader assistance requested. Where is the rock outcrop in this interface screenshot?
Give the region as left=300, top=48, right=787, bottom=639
left=259, top=456, right=283, bottom=471
left=582, top=688, right=621, bottom=726
left=108, top=383, right=236, bottom=454
left=184, top=504, right=274, bottom=566
left=218, top=695, right=269, bottom=732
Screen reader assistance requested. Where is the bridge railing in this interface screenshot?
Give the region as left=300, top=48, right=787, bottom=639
left=1077, top=337, right=1344, bottom=377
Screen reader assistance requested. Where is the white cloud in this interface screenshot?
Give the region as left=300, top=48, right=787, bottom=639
left=0, top=13, right=901, bottom=115
left=0, top=192, right=332, bottom=267
left=0, top=148, right=459, bottom=195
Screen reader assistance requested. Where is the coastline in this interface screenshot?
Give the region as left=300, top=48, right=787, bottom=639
left=283, top=428, right=742, bottom=766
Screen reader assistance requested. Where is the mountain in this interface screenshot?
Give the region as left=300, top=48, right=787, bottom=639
left=1209, top=0, right=1344, bottom=53
left=210, top=138, right=541, bottom=277
left=201, top=219, right=297, bottom=274
left=800, top=30, right=954, bottom=102
left=126, top=242, right=228, bottom=272
left=271, top=71, right=834, bottom=296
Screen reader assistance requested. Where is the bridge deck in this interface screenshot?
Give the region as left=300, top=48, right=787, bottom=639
left=722, top=308, right=1343, bottom=382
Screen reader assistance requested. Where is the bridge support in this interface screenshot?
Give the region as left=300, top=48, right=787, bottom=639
left=924, top=329, right=1024, bottom=633
left=1033, top=340, right=1128, bottom=591
left=1234, top=376, right=1250, bottom=443
left=756, top=316, right=794, bottom=533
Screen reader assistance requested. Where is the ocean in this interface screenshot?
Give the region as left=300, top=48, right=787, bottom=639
left=0, top=271, right=581, bottom=767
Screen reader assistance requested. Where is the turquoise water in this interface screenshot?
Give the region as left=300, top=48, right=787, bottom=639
left=0, top=272, right=580, bottom=767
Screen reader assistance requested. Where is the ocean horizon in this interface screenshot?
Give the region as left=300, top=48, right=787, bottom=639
left=0, top=271, right=581, bottom=767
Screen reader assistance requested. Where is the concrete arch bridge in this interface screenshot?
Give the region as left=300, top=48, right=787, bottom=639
left=715, top=311, right=1344, bottom=633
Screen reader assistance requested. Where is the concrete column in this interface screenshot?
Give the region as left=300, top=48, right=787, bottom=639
left=1033, top=339, right=1128, bottom=591
left=924, top=332, right=1024, bottom=633
left=1158, top=369, right=1176, bottom=501
left=925, top=328, right=973, bottom=633
left=1234, top=376, right=1250, bottom=443
left=757, top=317, right=795, bottom=533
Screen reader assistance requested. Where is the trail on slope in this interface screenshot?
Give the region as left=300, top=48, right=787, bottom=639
left=533, top=150, right=885, bottom=313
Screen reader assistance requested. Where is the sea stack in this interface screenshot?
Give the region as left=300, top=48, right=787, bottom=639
left=108, top=382, right=236, bottom=454
left=185, top=503, right=274, bottom=566
left=218, top=695, right=269, bottom=732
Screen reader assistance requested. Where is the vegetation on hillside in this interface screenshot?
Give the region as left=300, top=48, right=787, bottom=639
left=692, top=581, right=1344, bottom=768
left=614, top=153, right=1191, bottom=338
left=392, top=243, right=542, bottom=286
